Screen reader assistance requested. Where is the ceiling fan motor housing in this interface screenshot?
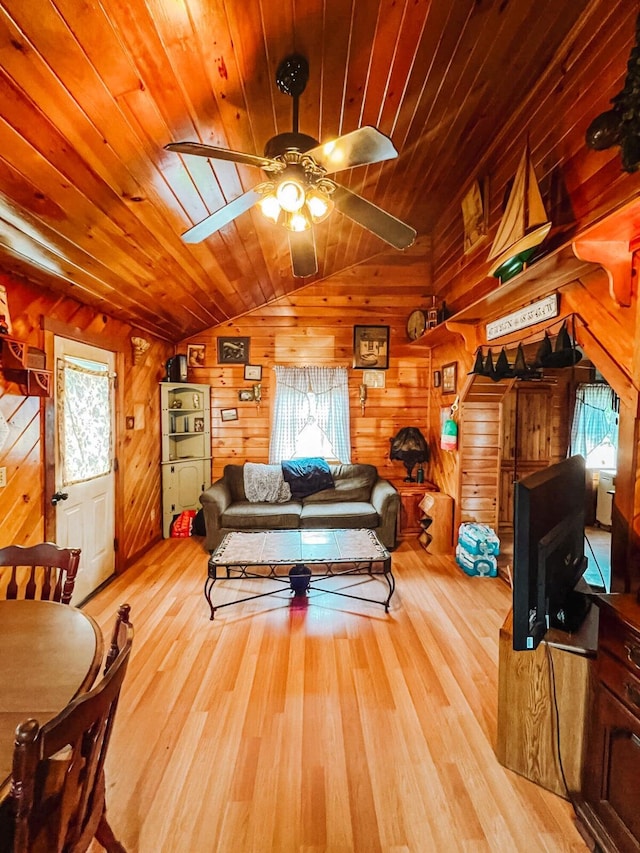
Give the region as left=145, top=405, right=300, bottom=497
left=264, top=132, right=319, bottom=160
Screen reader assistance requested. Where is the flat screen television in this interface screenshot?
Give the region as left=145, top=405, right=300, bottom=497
left=512, top=454, right=591, bottom=651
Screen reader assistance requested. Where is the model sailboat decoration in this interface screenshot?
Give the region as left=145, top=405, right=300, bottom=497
left=487, top=140, right=551, bottom=282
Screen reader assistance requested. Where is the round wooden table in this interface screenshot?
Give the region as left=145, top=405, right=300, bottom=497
left=0, top=599, right=103, bottom=800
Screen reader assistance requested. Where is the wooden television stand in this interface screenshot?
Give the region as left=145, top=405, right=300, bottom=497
left=495, top=606, right=598, bottom=799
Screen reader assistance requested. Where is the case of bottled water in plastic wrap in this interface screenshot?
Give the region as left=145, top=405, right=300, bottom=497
left=455, top=522, right=500, bottom=577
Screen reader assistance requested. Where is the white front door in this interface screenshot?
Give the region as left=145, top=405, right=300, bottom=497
left=54, top=337, right=116, bottom=604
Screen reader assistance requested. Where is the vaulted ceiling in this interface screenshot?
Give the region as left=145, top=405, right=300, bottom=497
left=0, top=0, right=592, bottom=341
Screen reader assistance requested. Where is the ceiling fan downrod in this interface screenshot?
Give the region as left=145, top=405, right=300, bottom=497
left=275, top=54, right=309, bottom=135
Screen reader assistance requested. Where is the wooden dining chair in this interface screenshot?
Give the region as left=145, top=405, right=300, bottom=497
left=9, top=603, right=134, bottom=853
left=0, top=542, right=81, bottom=604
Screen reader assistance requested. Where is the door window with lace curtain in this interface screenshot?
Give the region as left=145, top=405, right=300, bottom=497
left=57, top=356, right=113, bottom=486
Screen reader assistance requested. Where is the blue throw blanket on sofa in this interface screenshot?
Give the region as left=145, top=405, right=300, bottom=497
left=281, top=457, right=335, bottom=499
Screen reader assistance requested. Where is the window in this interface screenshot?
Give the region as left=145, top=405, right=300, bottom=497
left=56, top=356, right=113, bottom=485
left=269, top=366, right=351, bottom=463
left=570, top=383, right=619, bottom=470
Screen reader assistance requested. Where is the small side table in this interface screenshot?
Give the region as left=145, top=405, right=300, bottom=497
left=391, top=479, right=438, bottom=540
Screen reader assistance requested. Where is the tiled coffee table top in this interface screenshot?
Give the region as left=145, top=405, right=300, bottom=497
left=212, top=528, right=389, bottom=566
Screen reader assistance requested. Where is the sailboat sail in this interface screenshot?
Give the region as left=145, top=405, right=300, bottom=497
left=488, top=142, right=551, bottom=279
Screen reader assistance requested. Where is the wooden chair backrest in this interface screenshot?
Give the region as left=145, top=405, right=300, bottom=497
left=10, top=604, right=133, bottom=853
left=0, top=543, right=81, bottom=604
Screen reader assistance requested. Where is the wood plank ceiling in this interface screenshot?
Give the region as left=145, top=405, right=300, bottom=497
left=0, top=0, right=592, bottom=341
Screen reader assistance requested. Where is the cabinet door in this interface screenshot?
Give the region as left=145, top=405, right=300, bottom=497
left=162, top=459, right=210, bottom=538
left=582, top=682, right=640, bottom=852
left=499, top=386, right=553, bottom=527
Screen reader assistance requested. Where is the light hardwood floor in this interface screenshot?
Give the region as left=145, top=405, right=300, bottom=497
left=84, top=537, right=589, bottom=852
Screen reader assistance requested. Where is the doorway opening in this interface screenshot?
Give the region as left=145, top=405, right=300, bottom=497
left=571, top=381, right=619, bottom=591
left=497, top=365, right=618, bottom=591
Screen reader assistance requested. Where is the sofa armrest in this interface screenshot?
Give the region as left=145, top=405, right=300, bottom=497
left=371, top=478, right=401, bottom=550
left=199, top=479, right=232, bottom=551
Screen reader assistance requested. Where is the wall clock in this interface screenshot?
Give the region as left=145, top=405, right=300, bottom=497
left=406, top=308, right=427, bottom=341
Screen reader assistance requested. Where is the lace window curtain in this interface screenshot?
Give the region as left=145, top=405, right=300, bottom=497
left=56, top=357, right=114, bottom=486
left=268, top=366, right=351, bottom=463
left=570, top=383, right=619, bottom=465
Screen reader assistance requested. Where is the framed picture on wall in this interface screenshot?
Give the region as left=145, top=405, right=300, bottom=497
left=442, top=362, right=457, bottom=394
left=461, top=177, right=488, bottom=254
left=244, top=364, right=262, bottom=380
left=217, top=337, right=250, bottom=365
left=220, top=407, right=238, bottom=421
left=187, top=343, right=206, bottom=367
left=362, top=370, right=386, bottom=389
left=353, top=325, right=389, bottom=370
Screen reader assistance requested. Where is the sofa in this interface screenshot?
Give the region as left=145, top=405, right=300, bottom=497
left=199, top=462, right=400, bottom=552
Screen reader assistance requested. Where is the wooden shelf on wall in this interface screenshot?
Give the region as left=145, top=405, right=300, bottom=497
left=409, top=196, right=640, bottom=356
left=409, top=243, right=603, bottom=353
left=408, top=321, right=457, bottom=350
left=1, top=336, right=52, bottom=397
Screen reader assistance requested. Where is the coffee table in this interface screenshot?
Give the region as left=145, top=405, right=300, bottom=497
left=205, top=528, right=394, bottom=619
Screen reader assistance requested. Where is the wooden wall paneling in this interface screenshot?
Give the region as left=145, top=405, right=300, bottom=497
left=490, top=1, right=634, bottom=231
left=0, top=0, right=629, bottom=345
left=406, top=0, right=558, bottom=209
left=423, top=345, right=471, bottom=506
left=0, top=273, right=171, bottom=569
left=549, top=373, right=573, bottom=461
left=431, top=3, right=639, bottom=315
left=0, top=3, right=245, bottom=335
left=499, top=391, right=516, bottom=530
left=562, top=276, right=636, bottom=391
left=181, top=256, right=434, bottom=482
left=121, top=340, right=169, bottom=565
left=0, top=391, right=43, bottom=545
left=341, top=1, right=427, bottom=265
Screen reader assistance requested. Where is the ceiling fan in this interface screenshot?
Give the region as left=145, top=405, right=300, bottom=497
left=165, top=54, right=416, bottom=277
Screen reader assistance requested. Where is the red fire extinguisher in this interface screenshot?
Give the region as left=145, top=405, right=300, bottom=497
left=441, top=398, right=459, bottom=451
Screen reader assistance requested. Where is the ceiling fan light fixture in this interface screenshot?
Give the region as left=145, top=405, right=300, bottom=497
left=258, top=192, right=281, bottom=223
left=276, top=178, right=306, bottom=212
left=306, top=188, right=333, bottom=223
left=285, top=211, right=311, bottom=232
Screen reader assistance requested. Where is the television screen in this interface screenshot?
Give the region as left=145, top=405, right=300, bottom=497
left=512, top=455, right=590, bottom=651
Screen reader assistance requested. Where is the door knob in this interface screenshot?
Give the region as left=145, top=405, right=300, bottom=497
left=51, top=491, right=69, bottom=506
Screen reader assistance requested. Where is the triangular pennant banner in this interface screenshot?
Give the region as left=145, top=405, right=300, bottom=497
left=469, top=349, right=485, bottom=375
left=495, top=348, right=511, bottom=379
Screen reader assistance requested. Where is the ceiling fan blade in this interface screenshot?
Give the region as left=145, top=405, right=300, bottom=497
left=306, top=127, right=398, bottom=174
left=181, top=189, right=262, bottom=243
left=165, top=141, right=280, bottom=172
left=331, top=184, right=416, bottom=249
left=288, top=229, right=317, bottom=278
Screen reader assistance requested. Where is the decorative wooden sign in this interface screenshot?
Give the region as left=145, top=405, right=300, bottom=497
left=486, top=293, right=559, bottom=341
